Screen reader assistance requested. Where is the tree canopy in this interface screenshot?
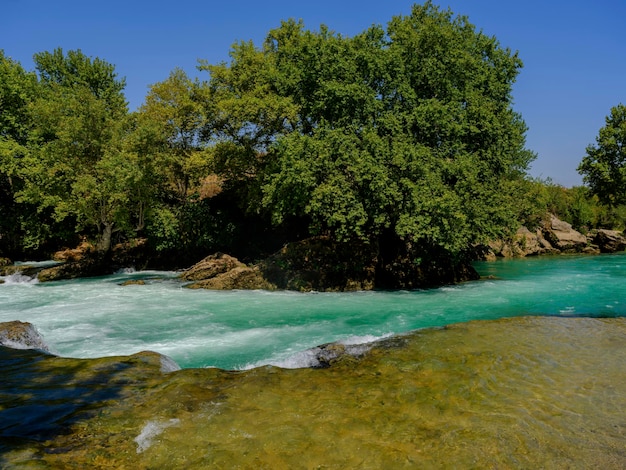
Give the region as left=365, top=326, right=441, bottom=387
left=578, top=104, right=626, bottom=207
left=12, top=49, right=135, bottom=253
left=203, top=2, right=534, bottom=259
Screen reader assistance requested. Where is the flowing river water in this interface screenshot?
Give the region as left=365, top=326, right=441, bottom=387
left=1, top=254, right=625, bottom=467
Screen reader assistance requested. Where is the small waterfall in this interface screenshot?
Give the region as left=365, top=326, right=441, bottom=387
left=1, top=273, right=38, bottom=285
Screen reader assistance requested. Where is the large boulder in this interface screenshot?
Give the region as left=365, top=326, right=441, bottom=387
left=179, top=253, right=246, bottom=282
left=181, top=253, right=276, bottom=290
left=511, top=226, right=559, bottom=257
left=589, top=229, right=626, bottom=253
left=185, top=266, right=276, bottom=290
left=542, top=214, right=588, bottom=252
left=486, top=226, right=558, bottom=259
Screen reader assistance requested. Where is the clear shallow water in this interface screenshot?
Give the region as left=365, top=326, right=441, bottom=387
left=1, top=254, right=624, bottom=370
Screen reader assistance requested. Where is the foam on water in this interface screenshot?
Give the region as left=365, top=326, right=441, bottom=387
left=1, top=273, right=39, bottom=285
left=134, top=419, right=180, bottom=453
left=339, top=332, right=394, bottom=345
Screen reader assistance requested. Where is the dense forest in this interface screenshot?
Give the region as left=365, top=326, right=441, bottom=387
left=1, top=3, right=625, bottom=282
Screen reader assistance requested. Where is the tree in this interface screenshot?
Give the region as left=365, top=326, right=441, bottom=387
left=578, top=104, right=626, bottom=207
left=203, top=2, right=534, bottom=264
left=16, top=49, right=134, bottom=253
left=138, top=69, right=209, bottom=202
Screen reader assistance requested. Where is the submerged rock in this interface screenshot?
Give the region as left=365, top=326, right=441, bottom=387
left=120, top=279, right=146, bottom=286
left=132, top=350, right=181, bottom=373
left=3, top=316, right=626, bottom=468
left=0, top=263, right=43, bottom=279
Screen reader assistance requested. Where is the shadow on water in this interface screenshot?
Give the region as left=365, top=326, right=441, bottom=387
left=0, top=345, right=162, bottom=462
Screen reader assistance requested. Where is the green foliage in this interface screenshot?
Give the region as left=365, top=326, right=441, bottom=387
left=145, top=205, right=180, bottom=252
left=578, top=104, right=626, bottom=207
left=2, top=4, right=572, bottom=272
left=0, top=51, right=41, bottom=255
left=204, top=2, right=534, bottom=257
left=521, top=177, right=624, bottom=232
left=15, top=48, right=133, bottom=252
left=138, top=69, right=209, bottom=201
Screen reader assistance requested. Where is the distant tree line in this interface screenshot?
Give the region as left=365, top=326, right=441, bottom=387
left=1, top=2, right=624, bottom=266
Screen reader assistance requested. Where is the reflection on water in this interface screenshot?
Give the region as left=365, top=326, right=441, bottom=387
left=2, top=316, right=626, bottom=468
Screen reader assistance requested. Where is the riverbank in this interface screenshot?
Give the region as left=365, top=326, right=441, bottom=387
left=2, top=215, right=624, bottom=291
left=2, top=315, right=626, bottom=468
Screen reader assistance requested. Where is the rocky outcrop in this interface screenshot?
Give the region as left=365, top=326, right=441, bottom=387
left=182, top=237, right=479, bottom=292
left=181, top=253, right=276, bottom=290
left=36, top=240, right=147, bottom=282
left=0, top=321, right=50, bottom=352
left=37, top=255, right=108, bottom=282
left=487, top=226, right=559, bottom=259
left=589, top=229, right=626, bottom=253
left=483, top=214, right=615, bottom=260
left=0, top=320, right=180, bottom=373
left=180, top=253, right=247, bottom=282
left=542, top=214, right=589, bottom=252
left=260, top=237, right=379, bottom=291
left=3, top=316, right=626, bottom=468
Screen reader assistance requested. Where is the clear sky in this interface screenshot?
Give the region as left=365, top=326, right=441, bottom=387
left=3, top=0, right=625, bottom=187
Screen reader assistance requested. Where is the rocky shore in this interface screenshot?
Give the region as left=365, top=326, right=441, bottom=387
left=178, top=215, right=626, bottom=290
left=2, top=215, right=625, bottom=290
left=483, top=214, right=626, bottom=259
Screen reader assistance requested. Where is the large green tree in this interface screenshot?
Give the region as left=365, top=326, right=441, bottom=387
left=578, top=104, right=626, bottom=207
left=17, top=49, right=136, bottom=253
left=201, top=2, right=534, bottom=265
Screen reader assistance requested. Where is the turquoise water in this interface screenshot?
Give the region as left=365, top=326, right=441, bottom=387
left=1, top=254, right=624, bottom=370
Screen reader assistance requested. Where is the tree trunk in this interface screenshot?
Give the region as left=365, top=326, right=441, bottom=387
left=96, top=223, right=114, bottom=253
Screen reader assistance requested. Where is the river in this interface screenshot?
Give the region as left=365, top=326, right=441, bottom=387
left=1, top=254, right=624, bottom=370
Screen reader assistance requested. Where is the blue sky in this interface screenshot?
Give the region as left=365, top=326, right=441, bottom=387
left=3, top=1, right=625, bottom=187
